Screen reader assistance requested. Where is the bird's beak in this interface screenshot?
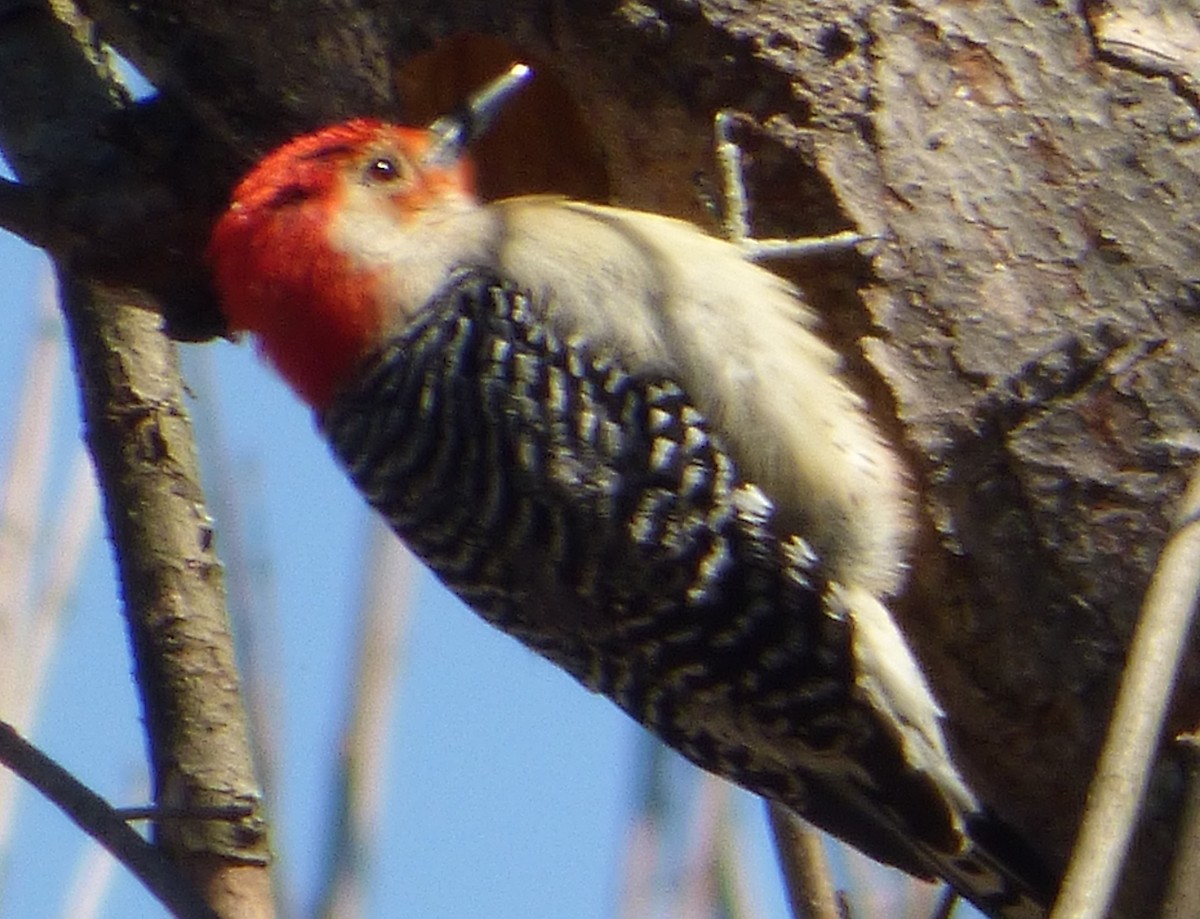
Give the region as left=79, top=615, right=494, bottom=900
left=421, top=62, right=533, bottom=168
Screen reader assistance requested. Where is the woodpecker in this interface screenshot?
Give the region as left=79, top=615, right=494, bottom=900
left=208, top=65, right=1050, bottom=917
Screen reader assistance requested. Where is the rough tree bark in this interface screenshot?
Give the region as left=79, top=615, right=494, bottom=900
left=9, top=0, right=1200, bottom=915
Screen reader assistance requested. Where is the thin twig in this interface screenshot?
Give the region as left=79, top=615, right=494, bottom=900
left=767, top=802, right=841, bottom=919
left=58, top=835, right=118, bottom=919
left=677, top=774, right=728, bottom=917
left=0, top=278, right=62, bottom=855
left=315, top=520, right=416, bottom=919
left=928, top=885, right=958, bottom=919
left=616, top=735, right=670, bottom=919
left=59, top=774, right=149, bottom=919
left=0, top=720, right=219, bottom=919
left=899, top=873, right=943, bottom=919
left=114, top=803, right=256, bottom=823
left=1162, top=734, right=1200, bottom=918
left=1049, top=463, right=1200, bottom=919
left=716, top=794, right=765, bottom=919
left=0, top=280, right=60, bottom=717
left=15, top=450, right=98, bottom=731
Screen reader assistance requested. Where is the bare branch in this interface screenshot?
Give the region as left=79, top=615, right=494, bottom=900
left=1161, top=736, right=1200, bottom=918
left=57, top=273, right=273, bottom=915
left=0, top=2, right=273, bottom=914
left=1050, top=463, right=1200, bottom=919
left=0, top=719, right=220, bottom=919
left=928, top=886, right=958, bottom=919
left=767, top=803, right=842, bottom=919
left=0, top=278, right=62, bottom=855
left=316, top=521, right=416, bottom=919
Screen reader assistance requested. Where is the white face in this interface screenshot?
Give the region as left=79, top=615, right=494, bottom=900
left=327, top=149, right=489, bottom=329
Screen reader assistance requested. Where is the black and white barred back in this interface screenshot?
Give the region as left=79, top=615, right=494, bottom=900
left=321, top=268, right=1051, bottom=919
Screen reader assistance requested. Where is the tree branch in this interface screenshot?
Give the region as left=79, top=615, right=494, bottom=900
left=1163, top=736, right=1200, bottom=919
left=0, top=720, right=220, bottom=919
left=767, top=803, right=842, bottom=919
left=1050, top=463, right=1200, bottom=919
left=0, top=2, right=272, bottom=914
left=315, top=523, right=415, bottom=919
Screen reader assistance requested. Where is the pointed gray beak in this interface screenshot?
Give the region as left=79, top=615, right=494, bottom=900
left=422, top=62, right=533, bottom=168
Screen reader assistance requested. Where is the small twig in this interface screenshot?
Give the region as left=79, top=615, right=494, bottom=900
left=716, top=793, right=764, bottom=919
left=677, top=775, right=729, bottom=917
left=615, top=736, right=664, bottom=919
left=0, top=720, right=220, bottom=919
left=928, top=885, right=958, bottom=919
left=59, top=773, right=149, bottom=919
left=714, top=110, right=752, bottom=245
left=739, top=230, right=870, bottom=263
left=315, top=520, right=415, bottom=919
left=1049, top=463, right=1200, bottom=919
left=712, top=110, right=869, bottom=262
left=16, top=449, right=98, bottom=732
left=114, top=803, right=256, bottom=823
left=767, top=802, right=842, bottom=919
left=0, top=281, right=60, bottom=863
left=1162, top=734, right=1200, bottom=918
left=59, top=829, right=120, bottom=919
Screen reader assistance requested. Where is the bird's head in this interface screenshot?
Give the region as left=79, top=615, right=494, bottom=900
left=208, top=64, right=530, bottom=410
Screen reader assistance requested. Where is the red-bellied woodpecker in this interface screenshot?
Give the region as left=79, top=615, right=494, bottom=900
left=208, top=64, right=1050, bottom=918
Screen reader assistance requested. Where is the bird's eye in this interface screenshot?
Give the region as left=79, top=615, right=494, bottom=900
left=365, top=156, right=401, bottom=183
